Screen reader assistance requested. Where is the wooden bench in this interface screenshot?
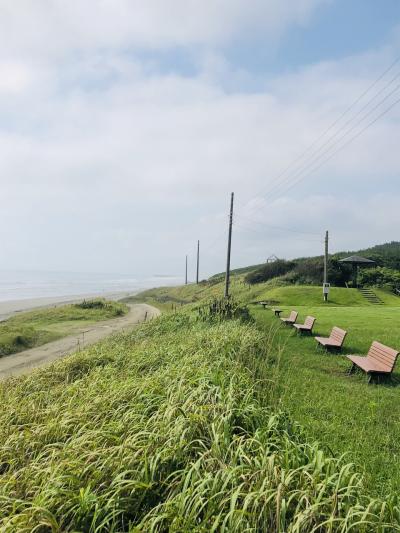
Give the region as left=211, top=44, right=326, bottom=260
left=347, top=341, right=399, bottom=382
left=280, top=310, right=298, bottom=325
left=258, top=301, right=269, bottom=309
left=293, top=316, right=316, bottom=335
left=315, top=327, right=347, bottom=351
left=272, top=308, right=282, bottom=317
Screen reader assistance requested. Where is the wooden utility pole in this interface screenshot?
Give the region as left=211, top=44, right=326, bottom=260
left=323, top=230, right=329, bottom=302
left=196, top=240, right=200, bottom=284
left=185, top=255, right=188, bottom=285
left=224, top=192, right=234, bottom=298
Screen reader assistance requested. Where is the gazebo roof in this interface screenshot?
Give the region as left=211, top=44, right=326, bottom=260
left=339, top=255, right=376, bottom=265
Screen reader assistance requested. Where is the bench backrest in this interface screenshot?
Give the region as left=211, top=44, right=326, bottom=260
left=289, top=310, right=298, bottom=322
left=368, top=341, right=399, bottom=372
left=304, top=316, right=316, bottom=329
left=329, top=327, right=347, bottom=346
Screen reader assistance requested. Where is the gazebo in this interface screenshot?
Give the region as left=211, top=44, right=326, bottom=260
left=339, top=255, right=376, bottom=288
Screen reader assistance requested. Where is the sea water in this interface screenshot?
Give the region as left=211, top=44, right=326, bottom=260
left=0, top=270, right=182, bottom=303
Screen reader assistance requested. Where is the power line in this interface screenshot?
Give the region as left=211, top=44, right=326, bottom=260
left=237, top=55, right=400, bottom=217
left=235, top=213, right=322, bottom=237
left=233, top=220, right=323, bottom=244
left=241, top=82, right=400, bottom=220
left=265, top=94, right=400, bottom=204
left=199, top=57, right=400, bottom=274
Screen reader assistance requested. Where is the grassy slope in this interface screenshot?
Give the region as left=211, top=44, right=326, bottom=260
left=252, top=304, right=400, bottom=495
left=0, top=315, right=398, bottom=531
left=128, top=277, right=400, bottom=308
left=0, top=300, right=128, bottom=356
left=133, top=280, right=400, bottom=496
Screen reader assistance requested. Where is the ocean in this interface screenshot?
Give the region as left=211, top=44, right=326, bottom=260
left=0, top=270, right=181, bottom=303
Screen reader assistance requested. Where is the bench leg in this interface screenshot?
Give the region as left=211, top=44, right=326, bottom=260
left=347, top=363, right=356, bottom=376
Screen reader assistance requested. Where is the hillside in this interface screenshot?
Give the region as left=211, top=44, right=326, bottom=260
left=1, top=306, right=400, bottom=530
left=125, top=278, right=400, bottom=309
left=126, top=277, right=400, bottom=500
left=209, top=241, right=400, bottom=287
left=2, top=257, right=400, bottom=529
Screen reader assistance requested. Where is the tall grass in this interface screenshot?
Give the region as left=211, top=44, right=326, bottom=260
left=0, top=314, right=398, bottom=531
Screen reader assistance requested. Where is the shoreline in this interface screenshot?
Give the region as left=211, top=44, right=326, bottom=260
left=0, top=290, right=142, bottom=322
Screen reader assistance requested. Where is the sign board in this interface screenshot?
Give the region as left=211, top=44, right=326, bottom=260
left=322, top=283, right=330, bottom=295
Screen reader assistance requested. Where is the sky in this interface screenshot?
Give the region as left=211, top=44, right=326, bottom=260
left=1, top=0, right=400, bottom=281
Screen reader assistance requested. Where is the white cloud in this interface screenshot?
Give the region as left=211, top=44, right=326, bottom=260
left=0, top=0, right=328, bottom=59
left=0, top=61, right=33, bottom=93
left=0, top=2, right=399, bottom=276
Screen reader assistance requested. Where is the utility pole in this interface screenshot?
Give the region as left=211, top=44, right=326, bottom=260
left=323, top=230, right=329, bottom=302
left=196, top=240, right=200, bottom=284
left=185, top=254, right=188, bottom=285
left=224, top=192, right=234, bottom=298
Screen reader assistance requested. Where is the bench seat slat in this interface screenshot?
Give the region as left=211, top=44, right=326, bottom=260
left=315, top=327, right=347, bottom=350
left=347, top=341, right=399, bottom=378
left=280, top=310, right=298, bottom=324
left=315, top=337, right=341, bottom=347
left=293, top=316, right=315, bottom=332
left=348, top=355, right=391, bottom=373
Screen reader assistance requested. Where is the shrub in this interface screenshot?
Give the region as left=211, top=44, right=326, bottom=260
left=198, top=297, right=252, bottom=322
left=359, top=266, right=400, bottom=291
left=75, top=299, right=108, bottom=310
left=245, top=259, right=295, bottom=285
left=288, top=257, right=351, bottom=286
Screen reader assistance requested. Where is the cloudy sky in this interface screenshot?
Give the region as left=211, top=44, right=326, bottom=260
left=1, top=0, right=400, bottom=280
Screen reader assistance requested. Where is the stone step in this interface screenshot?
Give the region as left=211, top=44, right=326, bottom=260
left=359, top=288, right=383, bottom=305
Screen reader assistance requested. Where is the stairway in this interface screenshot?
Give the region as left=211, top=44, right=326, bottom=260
left=359, top=288, right=384, bottom=305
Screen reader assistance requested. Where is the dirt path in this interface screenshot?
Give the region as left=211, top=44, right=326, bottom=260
left=0, top=303, right=160, bottom=380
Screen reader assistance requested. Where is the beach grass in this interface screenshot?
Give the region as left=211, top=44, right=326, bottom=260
left=133, top=280, right=400, bottom=496
left=0, top=313, right=399, bottom=531
left=0, top=299, right=128, bottom=357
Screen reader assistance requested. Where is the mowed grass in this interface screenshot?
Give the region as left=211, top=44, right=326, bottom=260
left=129, top=278, right=400, bottom=310
left=0, top=299, right=128, bottom=357
left=1, top=314, right=399, bottom=531
left=134, top=282, right=400, bottom=497
left=257, top=285, right=400, bottom=306
left=252, top=304, right=400, bottom=496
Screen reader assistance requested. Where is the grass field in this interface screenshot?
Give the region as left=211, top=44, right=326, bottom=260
left=2, top=278, right=400, bottom=529
left=0, top=299, right=128, bottom=356
left=1, top=314, right=399, bottom=531
left=125, top=278, right=400, bottom=309
left=252, top=304, right=400, bottom=496
left=132, top=280, right=400, bottom=497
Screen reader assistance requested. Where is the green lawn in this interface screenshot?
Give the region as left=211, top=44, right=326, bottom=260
left=133, top=281, right=400, bottom=497
left=0, top=299, right=128, bottom=356
left=1, top=313, right=398, bottom=530
left=256, top=285, right=400, bottom=306
left=252, top=304, right=400, bottom=496
left=131, top=279, right=400, bottom=309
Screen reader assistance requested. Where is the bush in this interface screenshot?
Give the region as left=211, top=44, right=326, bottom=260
left=75, top=299, right=108, bottom=310
left=198, top=297, right=252, bottom=322
left=359, top=267, right=400, bottom=291
left=245, top=260, right=295, bottom=285
left=287, top=257, right=351, bottom=286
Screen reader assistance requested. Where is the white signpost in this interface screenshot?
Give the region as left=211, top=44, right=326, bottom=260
left=323, top=282, right=330, bottom=302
